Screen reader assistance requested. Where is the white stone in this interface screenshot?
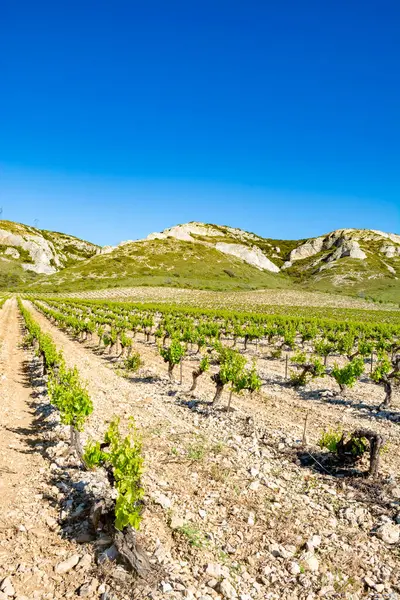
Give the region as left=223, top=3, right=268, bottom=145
left=281, top=260, right=292, bottom=269
left=365, top=576, right=377, bottom=589
left=55, top=554, right=80, bottom=574
left=376, top=522, right=400, bottom=544
left=0, top=228, right=58, bottom=274
left=290, top=237, right=325, bottom=261
left=304, top=554, right=319, bottom=572
left=4, top=247, right=20, bottom=259
left=247, top=512, right=255, bottom=526
left=380, top=244, right=400, bottom=258
left=76, top=553, right=92, bottom=571
left=249, top=481, right=260, bottom=491
left=0, top=225, right=97, bottom=274
left=216, top=242, right=280, bottom=272
left=309, top=534, right=321, bottom=548
left=289, top=562, right=301, bottom=575
left=153, top=492, right=172, bottom=509
left=0, top=578, right=15, bottom=597
left=170, top=513, right=185, bottom=530
left=218, top=579, right=238, bottom=599
left=339, top=240, right=366, bottom=260
left=205, top=563, right=229, bottom=578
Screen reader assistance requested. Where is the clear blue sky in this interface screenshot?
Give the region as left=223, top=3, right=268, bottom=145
left=1, top=0, right=399, bottom=246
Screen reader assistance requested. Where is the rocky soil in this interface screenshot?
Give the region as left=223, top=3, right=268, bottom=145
left=42, top=286, right=400, bottom=312
left=0, top=298, right=396, bottom=599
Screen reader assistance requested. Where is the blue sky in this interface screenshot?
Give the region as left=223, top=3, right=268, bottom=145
left=1, top=0, right=399, bottom=246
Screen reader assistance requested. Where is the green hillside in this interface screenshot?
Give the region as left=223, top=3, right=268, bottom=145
left=27, top=237, right=293, bottom=293
left=0, top=219, right=398, bottom=304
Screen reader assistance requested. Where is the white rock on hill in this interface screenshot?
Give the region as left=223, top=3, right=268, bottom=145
left=328, top=240, right=367, bottom=261
left=147, top=222, right=221, bottom=242
left=381, top=244, right=400, bottom=258
left=289, top=237, right=324, bottom=261
left=98, top=223, right=400, bottom=277
left=216, top=242, right=280, bottom=272
left=372, top=230, right=400, bottom=244
left=289, top=230, right=368, bottom=264
left=0, top=228, right=59, bottom=274
left=100, top=240, right=134, bottom=255
left=114, top=222, right=282, bottom=273
left=4, top=247, right=20, bottom=259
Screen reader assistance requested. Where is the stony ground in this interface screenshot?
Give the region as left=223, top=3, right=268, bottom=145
left=1, top=298, right=400, bottom=600
left=37, top=286, right=400, bottom=312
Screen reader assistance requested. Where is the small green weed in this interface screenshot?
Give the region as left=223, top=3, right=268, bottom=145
left=177, top=523, right=204, bottom=548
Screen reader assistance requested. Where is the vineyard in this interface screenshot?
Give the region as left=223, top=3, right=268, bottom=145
left=31, top=296, right=400, bottom=413
left=1, top=295, right=400, bottom=599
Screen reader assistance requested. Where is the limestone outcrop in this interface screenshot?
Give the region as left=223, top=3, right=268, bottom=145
left=0, top=222, right=99, bottom=275
left=215, top=243, right=280, bottom=272
left=0, top=228, right=58, bottom=274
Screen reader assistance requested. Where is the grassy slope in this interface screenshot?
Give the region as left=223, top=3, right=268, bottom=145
left=302, top=259, right=400, bottom=303
left=26, top=238, right=294, bottom=293
left=0, top=259, right=39, bottom=290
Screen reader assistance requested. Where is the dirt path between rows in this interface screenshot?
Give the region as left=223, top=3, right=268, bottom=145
left=0, top=299, right=98, bottom=599
left=0, top=298, right=36, bottom=517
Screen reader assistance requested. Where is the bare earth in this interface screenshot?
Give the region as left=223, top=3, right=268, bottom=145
left=2, top=298, right=395, bottom=599
left=38, top=286, right=400, bottom=312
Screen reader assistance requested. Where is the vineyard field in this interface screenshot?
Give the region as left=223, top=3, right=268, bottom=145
left=0, top=294, right=399, bottom=599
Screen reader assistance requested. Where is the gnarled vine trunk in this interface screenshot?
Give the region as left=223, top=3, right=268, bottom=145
left=212, top=373, right=225, bottom=405
left=90, top=470, right=151, bottom=578
left=380, top=380, right=392, bottom=409
left=70, top=425, right=87, bottom=469
left=168, top=362, right=175, bottom=382
left=337, top=428, right=384, bottom=478
left=114, top=527, right=151, bottom=577
left=190, top=368, right=202, bottom=392
left=353, top=428, right=384, bottom=477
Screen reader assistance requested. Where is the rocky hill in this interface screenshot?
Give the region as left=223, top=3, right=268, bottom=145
left=283, top=228, right=400, bottom=301
left=0, top=220, right=99, bottom=288
left=101, top=222, right=300, bottom=272
left=26, top=221, right=400, bottom=302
